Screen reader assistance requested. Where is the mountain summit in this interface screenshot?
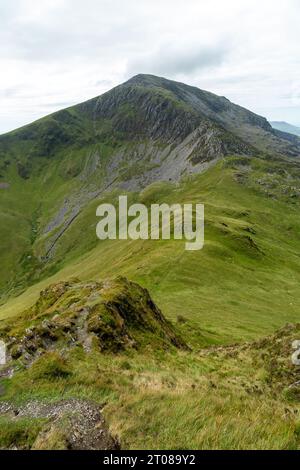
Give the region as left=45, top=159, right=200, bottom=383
left=78, top=73, right=300, bottom=157
left=1, top=74, right=300, bottom=197
left=1, top=74, right=300, bottom=172
left=1, top=74, right=300, bottom=296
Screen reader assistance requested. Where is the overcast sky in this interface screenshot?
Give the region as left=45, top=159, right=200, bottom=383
left=0, top=0, right=299, bottom=134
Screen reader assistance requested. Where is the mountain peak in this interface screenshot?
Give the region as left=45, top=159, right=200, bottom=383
left=124, top=73, right=163, bottom=85
left=271, top=121, right=300, bottom=137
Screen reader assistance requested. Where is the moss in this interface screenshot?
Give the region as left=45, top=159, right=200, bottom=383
left=30, top=352, right=72, bottom=379
left=92, top=277, right=187, bottom=350
left=0, top=277, right=186, bottom=364
left=87, top=302, right=132, bottom=352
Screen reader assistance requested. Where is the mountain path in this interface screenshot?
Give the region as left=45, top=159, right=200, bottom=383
left=0, top=398, right=120, bottom=450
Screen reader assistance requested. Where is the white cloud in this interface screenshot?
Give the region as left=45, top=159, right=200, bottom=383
left=0, top=0, right=299, bottom=133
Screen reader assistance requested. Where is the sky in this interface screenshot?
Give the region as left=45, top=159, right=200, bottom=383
left=0, top=0, right=299, bottom=134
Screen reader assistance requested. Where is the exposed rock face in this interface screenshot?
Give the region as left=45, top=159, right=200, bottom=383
left=79, top=74, right=300, bottom=157
left=0, top=277, right=186, bottom=364
left=88, top=83, right=201, bottom=143
left=186, top=121, right=254, bottom=164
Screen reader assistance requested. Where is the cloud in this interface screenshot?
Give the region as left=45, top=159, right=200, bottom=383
left=0, top=0, right=299, bottom=133
left=126, top=41, right=230, bottom=77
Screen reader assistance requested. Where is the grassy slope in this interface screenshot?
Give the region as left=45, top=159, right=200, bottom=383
left=1, top=323, right=300, bottom=449
left=0, top=142, right=142, bottom=299
left=0, top=80, right=195, bottom=297
left=1, top=155, right=300, bottom=346
left=1, top=155, right=300, bottom=449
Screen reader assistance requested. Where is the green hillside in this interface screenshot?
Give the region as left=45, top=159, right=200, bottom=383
left=2, top=153, right=300, bottom=345
left=1, top=74, right=300, bottom=300
left=1, top=75, right=300, bottom=449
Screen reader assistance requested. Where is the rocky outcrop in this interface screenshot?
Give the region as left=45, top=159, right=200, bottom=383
left=0, top=277, right=187, bottom=365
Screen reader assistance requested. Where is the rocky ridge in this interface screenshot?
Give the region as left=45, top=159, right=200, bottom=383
left=0, top=276, right=186, bottom=366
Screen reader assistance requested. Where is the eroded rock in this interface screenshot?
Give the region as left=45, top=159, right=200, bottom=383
left=0, top=276, right=187, bottom=364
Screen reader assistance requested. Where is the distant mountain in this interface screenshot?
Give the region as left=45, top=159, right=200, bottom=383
left=1, top=74, right=300, bottom=297
left=271, top=121, right=300, bottom=137
left=3, top=75, right=300, bottom=451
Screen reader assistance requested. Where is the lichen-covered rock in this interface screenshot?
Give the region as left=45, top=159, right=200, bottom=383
left=0, top=276, right=187, bottom=363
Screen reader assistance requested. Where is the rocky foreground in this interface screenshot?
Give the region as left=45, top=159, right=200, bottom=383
left=1, top=277, right=300, bottom=450
left=0, top=276, right=187, bottom=449
left=0, top=276, right=186, bottom=366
